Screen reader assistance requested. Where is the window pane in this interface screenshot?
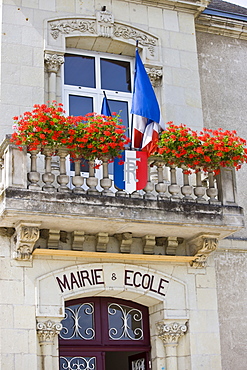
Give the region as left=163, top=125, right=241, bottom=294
left=65, top=54, right=95, bottom=88
left=108, top=100, right=129, bottom=138
left=108, top=303, right=144, bottom=340
left=69, top=95, right=93, bottom=116
left=59, top=303, right=95, bottom=340
left=101, top=59, right=131, bottom=92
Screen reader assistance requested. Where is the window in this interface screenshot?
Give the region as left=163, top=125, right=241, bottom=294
left=63, top=51, right=133, bottom=137
left=59, top=297, right=151, bottom=370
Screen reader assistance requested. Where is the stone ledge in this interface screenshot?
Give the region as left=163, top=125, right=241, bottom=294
left=0, top=187, right=244, bottom=240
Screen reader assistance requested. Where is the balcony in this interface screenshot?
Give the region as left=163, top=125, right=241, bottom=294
left=0, top=137, right=244, bottom=267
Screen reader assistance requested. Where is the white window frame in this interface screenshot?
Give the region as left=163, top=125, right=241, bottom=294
left=62, top=49, right=134, bottom=189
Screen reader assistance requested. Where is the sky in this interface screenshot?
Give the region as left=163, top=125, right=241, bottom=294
left=228, top=0, right=247, bottom=7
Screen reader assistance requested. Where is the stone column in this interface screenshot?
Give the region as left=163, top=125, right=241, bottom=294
left=37, top=319, right=63, bottom=370
left=156, top=321, right=187, bottom=370
left=44, top=53, right=64, bottom=102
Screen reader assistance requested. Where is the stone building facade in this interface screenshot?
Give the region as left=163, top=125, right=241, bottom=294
left=0, top=0, right=247, bottom=369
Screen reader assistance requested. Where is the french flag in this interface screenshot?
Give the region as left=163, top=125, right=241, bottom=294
left=114, top=150, right=147, bottom=193
left=131, top=49, right=165, bottom=154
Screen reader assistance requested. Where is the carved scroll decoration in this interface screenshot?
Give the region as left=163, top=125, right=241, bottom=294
left=189, top=235, right=219, bottom=268
left=50, top=19, right=96, bottom=39
left=14, top=222, right=40, bottom=260
left=44, top=53, right=64, bottom=74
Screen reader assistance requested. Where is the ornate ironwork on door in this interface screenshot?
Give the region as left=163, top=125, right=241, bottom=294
left=59, top=303, right=95, bottom=340
left=60, top=356, right=96, bottom=370
left=108, top=302, right=143, bottom=340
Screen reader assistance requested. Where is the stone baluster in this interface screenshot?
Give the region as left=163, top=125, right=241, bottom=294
left=57, top=148, right=70, bottom=192
left=156, top=321, right=187, bottom=370
left=72, top=158, right=84, bottom=193
left=181, top=166, right=193, bottom=201
left=27, top=149, right=41, bottom=190
left=100, top=157, right=113, bottom=196
left=143, top=160, right=155, bottom=199
left=86, top=160, right=99, bottom=195
left=155, top=160, right=168, bottom=199
left=37, top=319, right=62, bottom=370
left=42, top=148, right=55, bottom=191
left=194, top=169, right=206, bottom=203
left=206, top=170, right=219, bottom=204
left=168, top=165, right=180, bottom=199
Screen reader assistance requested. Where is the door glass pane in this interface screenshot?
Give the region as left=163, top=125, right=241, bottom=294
left=59, top=303, right=95, bottom=340
left=64, top=54, right=95, bottom=87
left=101, top=59, right=131, bottom=92
left=108, top=303, right=144, bottom=340
left=60, top=356, right=96, bottom=370
left=69, top=95, right=93, bottom=116
left=132, top=358, right=145, bottom=370
left=108, top=100, right=129, bottom=138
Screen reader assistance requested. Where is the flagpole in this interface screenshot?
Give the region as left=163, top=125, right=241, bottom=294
left=130, top=40, right=139, bottom=151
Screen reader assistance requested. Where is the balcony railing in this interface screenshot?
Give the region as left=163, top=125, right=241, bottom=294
left=0, top=136, right=244, bottom=266
left=0, top=138, right=239, bottom=206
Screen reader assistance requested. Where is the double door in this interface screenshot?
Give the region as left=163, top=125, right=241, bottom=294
left=59, top=297, right=151, bottom=370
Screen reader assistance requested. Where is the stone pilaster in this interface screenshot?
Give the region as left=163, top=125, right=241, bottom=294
left=157, top=321, right=188, bottom=370
left=44, top=53, right=64, bottom=102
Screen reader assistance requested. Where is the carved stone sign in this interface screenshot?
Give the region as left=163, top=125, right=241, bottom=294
left=36, top=263, right=188, bottom=318
left=55, top=266, right=169, bottom=298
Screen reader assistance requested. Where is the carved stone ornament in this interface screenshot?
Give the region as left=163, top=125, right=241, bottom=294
left=49, top=19, right=96, bottom=39
left=96, top=10, right=114, bottom=37
left=96, top=232, right=109, bottom=252
left=48, top=14, right=158, bottom=57
left=189, top=235, right=219, bottom=268
left=44, top=53, right=64, bottom=74
left=37, top=320, right=63, bottom=344
left=115, top=232, right=133, bottom=253
left=156, top=321, right=187, bottom=345
left=145, top=67, right=162, bottom=87
left=13, top=222, right=40, bottom=260
left=113, top=24, right=157, bottom=56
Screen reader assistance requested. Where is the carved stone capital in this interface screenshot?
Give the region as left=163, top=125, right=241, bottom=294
left=188, top=234, right=219, bottom=268
left=115, top=232, right=132, bottom=253
left=37, top=320, right=63, bottom=344
left=13, top=221, right=41, bottom=260
left=145, top=67, right=162, bottom=87
left=156, top=321, right=187, bottom=345
left=44, top=53, right=64, bottom=73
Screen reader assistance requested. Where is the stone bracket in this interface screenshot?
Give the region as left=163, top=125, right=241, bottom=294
left=72, top=231, right=85, bottom=251
left=165, top=237, right=183, bottom=256
left=96, top=232, right=109, bottom=252
left=188, top=233, right=219, bottom=268
left=115, top=232, right=133, bottom=253
left=48, top=229, right=60, bottom=249
left=13, top=221, right=41, bottom=261
left=142, top=235, right=156, bottom=254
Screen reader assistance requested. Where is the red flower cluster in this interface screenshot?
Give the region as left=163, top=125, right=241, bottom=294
left=11, top=102, right=80, bottom=151
left=156, top=123, right=247, bottom=173
left=68, top=112, right=130, bottom=161
left=11, top=103, right=130, bottom=161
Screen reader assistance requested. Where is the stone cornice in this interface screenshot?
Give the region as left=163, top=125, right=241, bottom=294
left=196, top=14, right=247, bottom=40
left=125, top=0, right=210, bottom=14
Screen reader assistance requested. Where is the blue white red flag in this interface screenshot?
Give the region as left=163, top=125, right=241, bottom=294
left=131, top=49, right=165, bottom=154
left=114, top=150, right=148, bottom=193
left=101, top=93, right=111, bottom=116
